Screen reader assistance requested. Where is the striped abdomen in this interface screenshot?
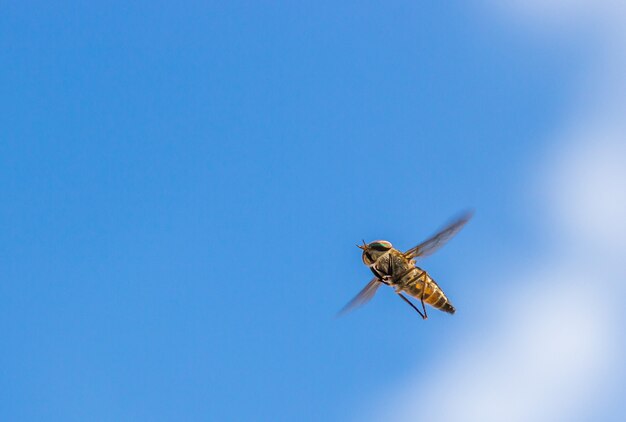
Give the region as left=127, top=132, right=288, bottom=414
left=397, top=267, right=456, bottom=314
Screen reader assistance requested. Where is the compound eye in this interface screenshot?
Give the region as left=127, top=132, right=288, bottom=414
left=368, top=240, right=392, bottom=251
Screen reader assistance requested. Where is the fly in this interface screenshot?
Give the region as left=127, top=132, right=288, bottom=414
left=338, top=211, right=473, bottom=320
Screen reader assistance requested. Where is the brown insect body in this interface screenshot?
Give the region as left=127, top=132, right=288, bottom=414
left=372, top=248, right=455, bottom=314
left=338, top=211, right=472, bottom=319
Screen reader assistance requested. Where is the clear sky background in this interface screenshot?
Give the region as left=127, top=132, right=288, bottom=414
left=2, top=1, right=626, bottom=421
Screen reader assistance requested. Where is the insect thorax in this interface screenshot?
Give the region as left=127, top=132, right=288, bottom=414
left=371, top=249, right=413, bottom=282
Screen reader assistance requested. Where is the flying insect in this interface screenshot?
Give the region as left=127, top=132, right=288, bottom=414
left=338, top=211, right=473, bottom=319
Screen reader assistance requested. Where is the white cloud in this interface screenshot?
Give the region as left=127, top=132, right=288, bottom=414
left=546, top=127, right=626, bottom=261
left=371, top=269, right=617, bottom=422
left=485, top=0, right=626, bottom=34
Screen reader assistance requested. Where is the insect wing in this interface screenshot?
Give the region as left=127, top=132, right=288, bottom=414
left=404, top=210, right=473, bottom=260
left=336, top=277, right=382, bottom=317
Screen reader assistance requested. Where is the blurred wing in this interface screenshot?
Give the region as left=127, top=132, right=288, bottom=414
left=404, top=210, right=473, bottom=260
left=336, top=277, right=382, bottom=317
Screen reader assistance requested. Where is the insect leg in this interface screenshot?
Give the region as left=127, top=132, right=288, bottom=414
left=397, top=293, right=426, bottom=320
left=382, top=254, right=394, bottom=284
left=419, top=272, right=428, bottom=320
left=420, top=288, right=428, bottom=319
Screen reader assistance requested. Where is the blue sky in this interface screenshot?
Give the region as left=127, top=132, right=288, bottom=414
left=3, top=2, right=624, bottom=421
